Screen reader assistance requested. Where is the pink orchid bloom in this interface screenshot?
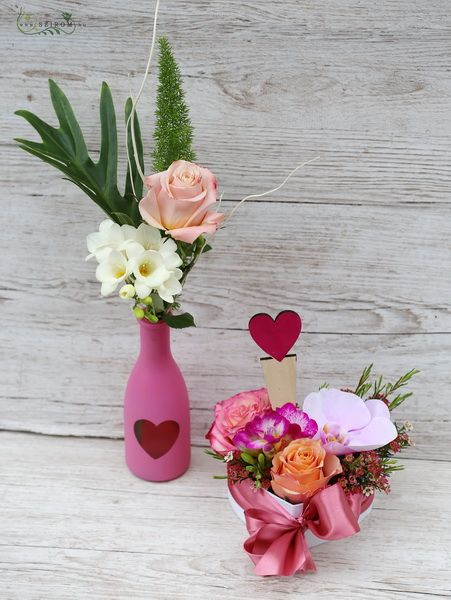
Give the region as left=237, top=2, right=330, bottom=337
left=302, top=389, right=397, bottom=455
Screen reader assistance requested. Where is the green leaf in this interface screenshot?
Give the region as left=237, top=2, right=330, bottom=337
left=385, top=369, right=420, bottom=396
left=111, top=212, right=136, bottom=226
left=15, top=110, right=71, bottom=158
left=240, top=452, right=256, bottom=465
left=162, top=312, right=196, bottom=329
left=204, top=449, right=225, bottom=461
left=98, top=82, right=118, bottom=196
left=388, top=392, right=413, bottom=411
left=49, top=78, right=89, bottom=160
left=15, top=80, right=142, bottom=227
left=202, top=244, right=212, bottom=253
left=355, top=364, right=373, bottom=397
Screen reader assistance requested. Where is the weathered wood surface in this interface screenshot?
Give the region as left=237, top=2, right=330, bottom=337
left=1, top=0, right=450, bottom=597
left=3, top=1, right=451, bottom=204
left=0, top=323, right=448, bottom=458
left=1, top=434, right=450, bottom=599
left=1, top=194, right=451, bottom=334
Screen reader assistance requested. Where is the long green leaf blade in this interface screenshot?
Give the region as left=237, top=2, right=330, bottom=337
left=14, top=109, right=72, bottom=157
left=98, top=82, right=118, bottom=197
left=48, top=79, right=89, bottom=161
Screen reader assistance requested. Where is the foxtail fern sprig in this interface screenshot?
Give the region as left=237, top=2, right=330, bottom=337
left=152, top=37, right=196, bottom=172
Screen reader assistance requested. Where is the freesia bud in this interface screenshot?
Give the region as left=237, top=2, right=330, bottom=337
left=142, top=296, right=153, bottom=305
left=133, top=307, right=145, bottom=319
left=119, top=284, right=135, bottom=299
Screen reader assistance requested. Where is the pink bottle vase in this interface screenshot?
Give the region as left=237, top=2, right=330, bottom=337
left=124, top=319, right=191, bottom=481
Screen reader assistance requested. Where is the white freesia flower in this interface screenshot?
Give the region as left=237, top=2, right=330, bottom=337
left=121, top=222, right=161, bottom=252
left=131, top=250, right=171, bottom=299
left=123, top=223, right=182, bottom=271
left=156, top=270, right=183, bottom=303
left=96, top=250, right=130, bottom=296
left=119, top=283, right=136, bottom=299
left=86, top=220, right=125, bottom=262
left=88, top=220, right=185, bottom=304
left=159, top=238, right=183, bottom=270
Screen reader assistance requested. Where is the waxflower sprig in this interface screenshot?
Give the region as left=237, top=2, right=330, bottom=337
left=206, top=366, right=417, bottom=501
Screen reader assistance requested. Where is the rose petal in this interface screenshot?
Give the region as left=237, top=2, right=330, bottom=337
left=143, top=173, right=162, bottom=191
left=139, top=190, right=164, bottom=231
left=323, top=452, right=343, bottom=476
left=157, top=188, right=207, bottom=230
left=199, top=165, right=218, bottom=205
left=169, top=181, right=205, bottom=202
left=205, top=422, right=235, bottom=455
left=167, top=223, right=219, bottom=243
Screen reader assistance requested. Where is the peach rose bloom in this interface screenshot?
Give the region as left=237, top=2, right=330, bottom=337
left=139, top=160, right=224, bottom=244
left=206, top=388, right=270, bottom=455
left=271, top=438, right=342, bottom=504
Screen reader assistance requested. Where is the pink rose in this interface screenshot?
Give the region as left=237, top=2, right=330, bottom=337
left=139, top=160, right=224, bottom=244
left=206, top=388, right=270, bottom=455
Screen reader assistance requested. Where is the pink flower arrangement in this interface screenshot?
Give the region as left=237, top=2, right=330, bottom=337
left=207, top=366, right=416, bottom=504
left=205, top=311, right=418, bottom=576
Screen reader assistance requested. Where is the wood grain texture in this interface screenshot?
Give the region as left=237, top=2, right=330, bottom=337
left=1, top=193, right=450, bottom=334
left=2, top=1, right=451, bottom=204
left=0, top=323, right=448, bottom=458
left=1, top=434, right=450, bottom=600
left=1, top=0, right=450, bottom=597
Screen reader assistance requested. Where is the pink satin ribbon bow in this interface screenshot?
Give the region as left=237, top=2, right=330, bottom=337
left=229, top=480, right=374, bottom=576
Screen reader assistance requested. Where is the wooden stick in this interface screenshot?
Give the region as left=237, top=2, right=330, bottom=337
left=260, top=354, right=297, bottom=408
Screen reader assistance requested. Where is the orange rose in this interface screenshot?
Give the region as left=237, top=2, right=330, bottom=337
left=271, top=438, right=342, bottom=504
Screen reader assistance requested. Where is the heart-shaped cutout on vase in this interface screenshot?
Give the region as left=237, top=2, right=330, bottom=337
left=248, top=310, right=302, bottom=362
left=134, top=419, right=180, bottom=459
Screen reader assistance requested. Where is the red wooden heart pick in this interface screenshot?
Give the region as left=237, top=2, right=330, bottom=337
left=134, top=419, right=180, bottom=459
left=248, top=310, right=302, bottom=362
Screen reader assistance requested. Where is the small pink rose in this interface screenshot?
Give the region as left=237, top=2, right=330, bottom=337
left=139, top=160, right=224, bottom=244
left=206, top=388, right=270, bottom=455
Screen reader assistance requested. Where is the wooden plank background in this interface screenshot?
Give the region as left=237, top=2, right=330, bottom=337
left=1, top=1, right=450, bottom=598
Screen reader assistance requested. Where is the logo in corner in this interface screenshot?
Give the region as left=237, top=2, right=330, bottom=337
left=16, top=7, right=84, bottom=36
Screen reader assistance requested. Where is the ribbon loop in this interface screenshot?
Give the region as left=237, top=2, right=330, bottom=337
left=229, top=480, right=373, bottom=577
